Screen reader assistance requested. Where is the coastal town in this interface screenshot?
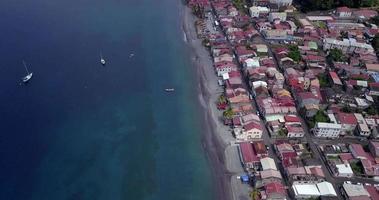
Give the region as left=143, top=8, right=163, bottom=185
left=186, top=0, right=379, bottom=199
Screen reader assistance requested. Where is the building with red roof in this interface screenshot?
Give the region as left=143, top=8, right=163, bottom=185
left=349, top=144, right=367, bottom=160
left=284, top=115, right=301, bottom=124
left=336, top=7, right=352, bottom=17
left=296, top=92, right=321, bottom=108
left=354, top=9, right=378, bottom=19
left=253, top=141, right=268, bottom=157
left=339, top=153, right=354, bottom=162
left=239, top=142, right=260, bottom=169
left=336, top=112, right=358, bottom=134
left=369, top=141, right=379, bottom=158
left=234, top=121, right=263, bottom=141
left=364, top=185, right=379, bottom=200
left=276, top=142, right=296, bottom=160
left=264, top=182, right=287, bottom=200
left=329, top=71, right=343, bottom=86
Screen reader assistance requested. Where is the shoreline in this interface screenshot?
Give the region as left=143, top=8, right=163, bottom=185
left=181, top=4, right=235, bottom=200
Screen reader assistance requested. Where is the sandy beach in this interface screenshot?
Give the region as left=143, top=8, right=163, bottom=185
left=181, top=4, right=247, bottom=200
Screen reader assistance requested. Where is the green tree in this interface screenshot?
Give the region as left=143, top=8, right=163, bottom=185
left=340, top=0, right=355, bottom=7
left=288, top=45, right=301, bottom=62
left=278, top=128, right=288, bottom=137
left=314, top=110, right=330, bottom=123
left=318, top=73, right=330, bottom=88
left=223, top=107, right=235, bottom=119
left=250, top=188, right=259, bottom=200
left=350, top=161, right=364, bottom=175
left=232, top=0, right=246, bottom=11
left=371, top=16, right=379, bottom=26
left=328, top=48, right=345, bottom=62
left=341, top=106, right=353, bottom=113
left=372, top=34, right=379, bottom=53
left=218, top=94, right=227, bottom=104
left=366, top=106, right=378, bottom=115
left=315, top=0, right=334, bottom=10
left=362, top=0, right=379, bottom=7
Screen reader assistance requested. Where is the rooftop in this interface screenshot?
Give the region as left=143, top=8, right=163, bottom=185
left=315, top=122, right=342, bottom=129
left=336, top=112, right=357, bottom=125
left=336, top=163, right=353, bottom=174
left=265, top=182, right=286, bottom=196
left=260, top=157, right=277, bottom=171
left=337, top=6, right=351, bottom=13
left=317, top=182, right=337, bottom=196
left=342, top=184, right=370, bottom=197
left=240, top=142, right=259, bottom=163
left=292, top=184, right=320, bottom=196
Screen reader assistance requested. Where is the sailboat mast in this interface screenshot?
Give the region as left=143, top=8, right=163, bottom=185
left=22, top=60, right=30, bottom=74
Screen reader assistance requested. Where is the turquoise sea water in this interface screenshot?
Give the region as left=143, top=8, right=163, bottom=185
left=0, top=0, right=214, bottom=199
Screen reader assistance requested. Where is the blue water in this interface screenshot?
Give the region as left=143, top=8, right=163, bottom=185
left=0, top=0, right=214, bottom=199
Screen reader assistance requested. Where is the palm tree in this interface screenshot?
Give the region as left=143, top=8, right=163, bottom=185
left=249, top=188, right=259, bottom=200
left=223, top=107, right=234, bottom=119
left=218, top=94, right=227, bottom=104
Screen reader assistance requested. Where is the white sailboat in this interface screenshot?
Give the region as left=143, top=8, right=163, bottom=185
left=100, top=52, right=106, bottom=65
left=22, top=61, right=33, bottom=83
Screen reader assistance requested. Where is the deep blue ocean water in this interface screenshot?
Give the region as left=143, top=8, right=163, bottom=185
left=0, top=0, right=214, bottom=199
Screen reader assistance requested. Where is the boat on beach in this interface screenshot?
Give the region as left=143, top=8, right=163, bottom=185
left=21, top=61, right=33, bottom=83
left=165, top=88, right=175, bottom=92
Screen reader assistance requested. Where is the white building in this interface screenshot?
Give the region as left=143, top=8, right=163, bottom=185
left=249, top=6, right=269, bottom=18
left=317, top=182, right=337, bottom=197
left=244, top=57, right=260, bottom=68
left=269, top=0, right=293, bottom=7
left=234, top=121, right=263, bottom=140
left=335, top=163, right=354, bottom=178
left=323, top=38, right=374, bottom=54
left=292, top=182, right=337, bottom=199
left=336, top=7, right=352, bottom=18
left=354, top=113, right=371, bottom=137
left=342, top=183, right=370, bottom=199
left=262, top=29, right=287, bottom=40
left=356, top=123, right=371, bottom=137
left=268, top=12, right=287, bottom=22
left=292, top=184, right=320, bottom=199
left=313, top=122, right=342, bottom=138
left=260, top=157, right=277, bottom=171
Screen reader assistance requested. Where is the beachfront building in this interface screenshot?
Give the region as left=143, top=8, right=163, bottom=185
left=312, top=122, right=342, bottom=138
left=234, top=121, right=263, bottom=141
left=215, top=61, right=237, bottom=76
left=239, top=142, right=260, bottom=169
